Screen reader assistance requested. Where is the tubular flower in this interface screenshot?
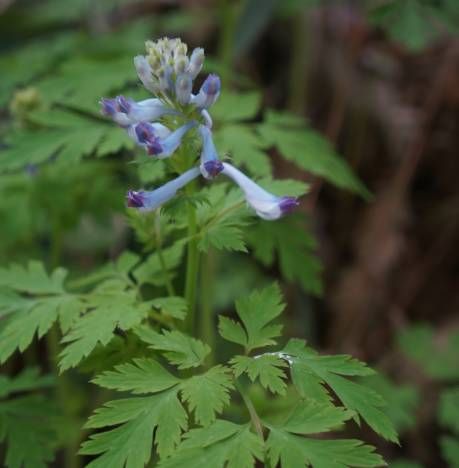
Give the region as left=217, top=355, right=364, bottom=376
left=198, top=124, right=223, bottom=179
left=221, top=163, right=299, bottom=220
left=101, top=37, right=299, bottom=218
left=128, top=121, right=196, bottom=158
left=126, top=167, right=201, bottom=212
left=191, top=74, right=221, bottom=110
left=100, top=96, right=176, bottom=126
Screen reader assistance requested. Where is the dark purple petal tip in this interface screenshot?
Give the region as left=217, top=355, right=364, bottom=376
left=116, top=95, right=132, bottom=114
left=135, top=122, right=155, bottom=144
left=279, top=196, right=299, bottom=215
left=202, top=74, right=221, bottom=95
left=146, top=139, right=163, bottom=155
left=126, top=190, right=145, bottom=208
left=100, top=98, right=116, bottom=116
left=204, top=160, right=224, bottom=178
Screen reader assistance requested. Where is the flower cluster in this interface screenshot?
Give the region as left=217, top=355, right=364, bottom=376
left=100, top=37, right=299, bottom=220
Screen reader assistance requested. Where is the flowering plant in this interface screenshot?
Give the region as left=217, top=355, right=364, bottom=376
left=0, top=37, right=397, bottom=468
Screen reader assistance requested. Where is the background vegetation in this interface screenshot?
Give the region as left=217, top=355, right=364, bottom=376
left=0, top=0, right=458, bottom=467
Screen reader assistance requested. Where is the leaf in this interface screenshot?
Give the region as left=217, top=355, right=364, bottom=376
left=82, top=358, right=186, bottom=465
left=369, top=0, right=437, bottom=51
left=360, top=374, right=419, bottom=432
left=231, top=354, right=288, bottom=395
left=180, top=366, right=234, bottom=426
left=59, top=288, right=149, bottom=371
left=0, top=261, right=66, bottom=294
left=197, top=184, right=250, bottom=253
left=281, top=339, right=398, bottom=443
left=0, top=262, right=82, bottom=363
left=219, top=283, right=284, bottom=352
left=0, top=368, right=54, bottom=399
left=246, top=216, right=323, bottom=295
left=158, top=420, right=263, bottom=468
left=439, top=387, right=459, bottom=435
left=440, top=436, right=459, bottom=468
left=257, top=111, right=369, bottom=196
left=398, top=324, right=459, bottom=381
left=213, top=124, right=272, bottom=176
left=92, top=358, right=180, bottom=395
left=81, top=391, right=187, bottom=465
left=135, top=326, right=210, bottom=369
left=212, top=91, right=261, bottom=122
left=0, top=395, right=58, bottom=468
left=133, top=242, right=184, bottom=286
left=36, top=56, right=135, bottom=113
left=267, top=428, right=385, bottom=468
left=151, top=296, right=188, bottom=320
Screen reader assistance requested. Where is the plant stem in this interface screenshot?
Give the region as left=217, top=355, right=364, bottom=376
left=184, top=184, right=199, bottom=335
left=200, top=248, right=216, bottom=365
left=154, top=213, right=175, bottom=297
left=235, top=380, right=264, bottom=442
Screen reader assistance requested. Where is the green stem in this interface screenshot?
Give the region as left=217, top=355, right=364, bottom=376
left=218, top=0, right=237, bottom=83
left=184, top=185, right=200, bottom=335
left=235, top=380, right=264, bottom=441
left=154, top=213, right=175, bottom=297
left=200, top=249, right=216, bottom=365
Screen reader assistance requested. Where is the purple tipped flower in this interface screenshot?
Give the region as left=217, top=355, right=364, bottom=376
left=221, top=163, right=299, bottom=220
left=279, top=197, right=299, bottom=215
left=192, top=74, right=221, bottom=109
left=198, top=124, right=223, bottom=179
left=135, top=122, right=156, bottom=143
left=100, top=96, right=176, bottom=126
left=127, top=167, right=201, bottom=212
left=126, top=190, right=146, bottom=208
left=100, top=98, right=117, bottom=116
left=203, top=160, right=224, bottom=178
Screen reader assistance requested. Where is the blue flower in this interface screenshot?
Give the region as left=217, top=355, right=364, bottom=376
left=128, top=121, right=196, bottom=158
left=192, top=74, right=221, bottom=109
left=102, top=37, right=299, bottom=221
left=198, top=125, right=223, bottom=179
left=221, top=163, right=299, bottom=220
left=127, top=167, right=201, bottom=211
left=100, top=96, right=176, bottom=126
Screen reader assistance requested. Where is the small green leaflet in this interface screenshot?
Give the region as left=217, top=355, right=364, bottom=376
left=265, top=400, right=384, bottom=468
left=135, top=326, right=210, bottom=369
left=267, top=430, right=384, bottom=468
left=151, top=296, right=188, bottom=320
left=59, top=285, right=149, bottom=371
left=0, top=110, right=134, bottom=173
left=281, top=339, right=398, bottom=442
left=196, top=184, right=250, bottom=253
left=219, top=283, right=284, bottom=352
left=257, top=110, right=369, bottom=197
left=0, top=262, right=81, bottom=363
left=211, top=91, right=261, bottom=122
left=133, top=242, right=184, bottom=286
left=0, top=261, right=66, bottom=294
left=82, top=358, right=185, bottom=465
left=180, top=366, right=234, bottom=426
left=360, top=374, right=419, bottom=432
left=231, top=354, right=288, bottom=395
left=68, top=251, right=140, bottom=289
left=213, top=124, right=272, bottom=176
left=158, top=420, right=264, bottom=468
left=246, top=216, right=323, bottom=295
